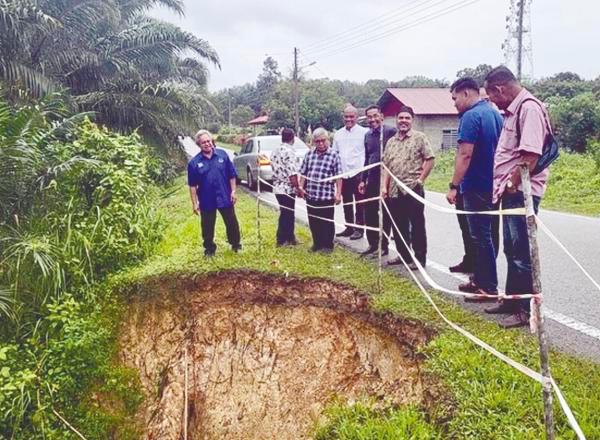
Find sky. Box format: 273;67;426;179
151;0;600;92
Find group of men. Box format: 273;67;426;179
187;65;552;329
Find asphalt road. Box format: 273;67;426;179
252;186;600;363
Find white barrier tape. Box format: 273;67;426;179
381;163;527;216
258;177;380;208
299;161;381;183
536;215;600;294
380;213;587;439
253;188;586;438
551;377;587;440
257;196;380;232
380;200;539;301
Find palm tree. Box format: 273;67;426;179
0;0;220;146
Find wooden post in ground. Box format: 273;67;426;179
377;125;384;295
256;140;262;253
520;164;554;440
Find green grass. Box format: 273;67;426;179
427;150;600;216
105;179;600;439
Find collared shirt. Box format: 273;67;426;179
458;100;503;193
187;147;237;212
299;147;342;201
493;88;550;203
383;129;434;197
271;142;301;195
363;125;397;186
332;124;368;178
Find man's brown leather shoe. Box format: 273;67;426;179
500;311;529;329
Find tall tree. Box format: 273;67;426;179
255;56;281;112
0;0;220;147
455;64;494;85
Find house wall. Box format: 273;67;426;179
383;114;458;150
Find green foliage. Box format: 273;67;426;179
230;104;255;126
547;93;600;152
313;400;441;439
456;64;493;85
0;0;219;148
428;150;600;216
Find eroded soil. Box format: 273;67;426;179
118;271;438;439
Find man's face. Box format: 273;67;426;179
313;136;329;153
343;110;357;129
197;134;214;154
451;89;470;113
484;82;510;110
366;108;382;129
397;112;413;133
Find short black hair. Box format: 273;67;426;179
397;105;414;118
485;65;518;86
365;104;380;114
281;128;295;144
451;77;480;93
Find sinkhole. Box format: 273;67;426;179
118;270;440;439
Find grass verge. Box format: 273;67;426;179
427;150;600;216
102;179;600;439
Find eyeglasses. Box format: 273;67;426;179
314;139;327;144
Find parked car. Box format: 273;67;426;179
233;135;309;190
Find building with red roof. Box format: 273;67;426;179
378;88;459;150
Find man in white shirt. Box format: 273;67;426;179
332;105;369;240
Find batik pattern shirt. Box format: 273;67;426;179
383;130;434;197
271;143;301;195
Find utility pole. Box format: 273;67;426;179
228;92;232;129
293;47;299;135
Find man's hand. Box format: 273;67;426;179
192;204;200;216
446;188;458;205
335;193;342;205
381;188;388;199
357;181;366;195
296;187;306;199
231;190;237;204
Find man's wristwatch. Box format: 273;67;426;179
448;182;460;191
506;180;515;192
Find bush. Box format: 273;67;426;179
547;93;600;152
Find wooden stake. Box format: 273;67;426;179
184;347;188;440
520;164;555;440
257;141;263;253
377;124;384;295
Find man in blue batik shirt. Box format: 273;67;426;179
188;130;241;257
446;77;503;298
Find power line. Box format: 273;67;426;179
303;0;482;61
302;0;437;52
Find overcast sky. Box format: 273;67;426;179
151;0;599;92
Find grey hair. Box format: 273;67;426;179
194;129;212;142
312;127;330;140
343;104;358;115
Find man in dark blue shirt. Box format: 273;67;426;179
446;78;503;297
188;130;241;256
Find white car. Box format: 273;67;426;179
233;135;309;190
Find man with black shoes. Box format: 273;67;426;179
187;130;242;257
358;105;396;257
333;105;368;240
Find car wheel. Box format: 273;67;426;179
246;168;257;190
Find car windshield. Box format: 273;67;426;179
255;137;307;151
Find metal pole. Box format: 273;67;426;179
520;164;554;440
377;123;384;294
256;140;262;253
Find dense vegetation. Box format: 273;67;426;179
0;0;219;149
0;94;168;435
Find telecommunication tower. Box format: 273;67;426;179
503;0;534;80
